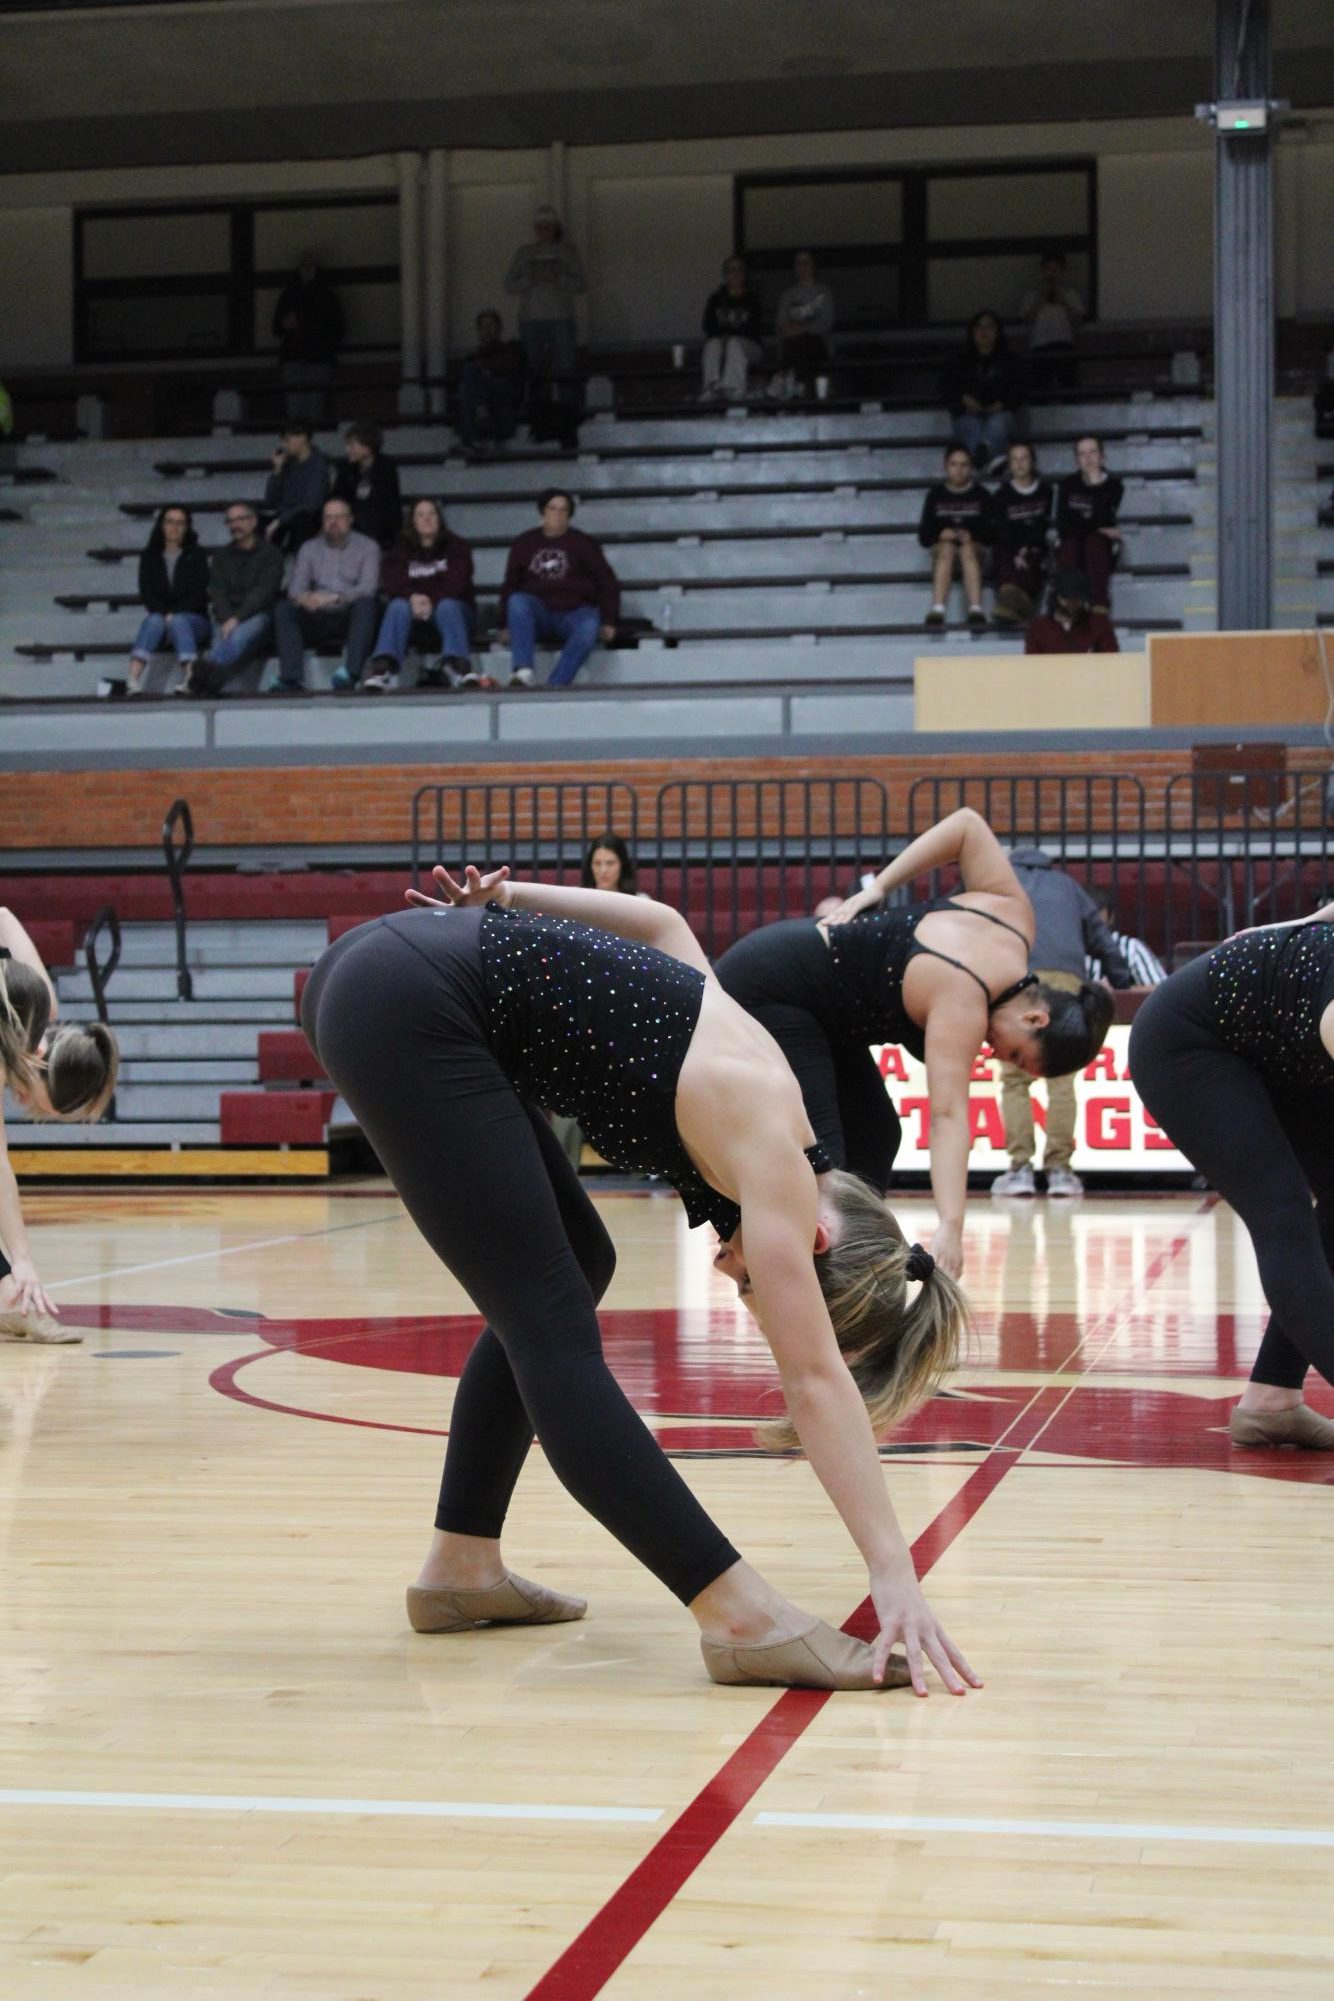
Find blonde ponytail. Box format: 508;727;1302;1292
757;1169;971;1451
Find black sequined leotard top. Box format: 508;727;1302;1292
479;904;830;1236
1206;922;1334;1089
823;897;1035;1056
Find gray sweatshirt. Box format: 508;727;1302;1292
504;240;587;323
288;530;381;602
1008;847;1133;988
775;281;834;339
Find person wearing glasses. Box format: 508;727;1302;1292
193;502;285;696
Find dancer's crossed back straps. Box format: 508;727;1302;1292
907;897;1037;1009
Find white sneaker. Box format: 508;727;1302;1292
359;669;399;693
508;668;536;689
991;1163;1037;1198
1045;1167;1084;1198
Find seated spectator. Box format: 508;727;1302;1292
331;422;401;550
943;310;1025;475
125;503;211;697
769;251;833;400
1086;901;1167;987
505;205;585;406
581;834;639;892
263;422;330;554
1020;251;1084;393
363;498;478;694
1056;435;1124;614
272;258;344;422
700;255;765;402
501;488;619;690
456;311;526;453
193;501;284;696
270;496;380;695
990;440;1054;627
1025;568;1119;655
918;444;991;631
1317;482;1334;530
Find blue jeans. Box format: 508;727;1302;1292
506;593;602;687
457;360;521;447
209;612;272;669
131;610;211;662
373;595;474;666
520;320;576;393
952;410;1015;464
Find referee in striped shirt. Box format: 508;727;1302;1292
1086;902;1167;987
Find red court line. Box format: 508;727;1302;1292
525;1219;1203;2001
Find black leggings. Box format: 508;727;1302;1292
715;920;901;1194
301;908;740;1605
1129;954;1334;1390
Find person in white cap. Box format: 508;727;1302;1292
504;206;587;407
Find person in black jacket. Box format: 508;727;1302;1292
126;503;211;696
942;311;1025;474
699;255;765;402
331;421;402;551
989;439;1053;626
272;258;344;422
1056;435;1124;614
918;444;991;631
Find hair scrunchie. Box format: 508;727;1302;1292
904;1242;935;1284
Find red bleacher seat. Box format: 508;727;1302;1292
220;1090;337;1145
258;1031;326;1084
293;968;310;1023
27;919;77;969
327;914;377;942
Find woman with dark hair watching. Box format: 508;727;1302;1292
125;503;211;696
580;833;638;893
918;443;991;631
943;311;1025;475
500;488;620;689
1056;435;1124;615
1130;909;1334;1450
363;498;478;693
715;809;1114;1277
989;439;1053;627
297;864;984;1695
0;908;120;1343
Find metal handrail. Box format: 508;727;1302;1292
162;796;195;1001
410;780;641;892
82;904;120;1121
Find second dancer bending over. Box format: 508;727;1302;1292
716;809;1114;1277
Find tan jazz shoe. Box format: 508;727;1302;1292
406;1571;587;1634
701;1618;913;1691
0;1308;82;1344
1228;1402;1334;1449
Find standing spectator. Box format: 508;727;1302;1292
769;251;834;400
263;422;330;554
990;440;1053;627
1024;568;1119;655
456;310;526;454
500;488;619;690
272;258;344;422
504;205;586;407
1056;435;1124;614
331;421;401;550
1020;251;1084;394
991;848;1135;1199
943;310;1025;475
918;443;991;631
193;501;284;695
270;496;380;695
1086;900;1167;987
125;503;211;697
363;499;477;693
699;255;765;402
0;376;13;474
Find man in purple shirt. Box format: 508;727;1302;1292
499;488;620;688
270;496;381;694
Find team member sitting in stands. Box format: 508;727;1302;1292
125;503;211;697
943;310;1025;475
1025;567;1118;655
700;255;765;402
989;440;1054;627
770;251;834;400
263;422;330;554
194;501;284;695
456;311;526;453
500;489;620;689
919;444;991;632
363;499;478;693
331;422;402;551
1056;435;1123;614
1020;251;1084;393
271;496;380;694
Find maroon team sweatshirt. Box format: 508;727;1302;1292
1025;610;1120;655
380;534;475;608
500;527;620;622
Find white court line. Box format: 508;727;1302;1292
755;1810;1334;1849
45;1212;401;1293
0;1789;660;1825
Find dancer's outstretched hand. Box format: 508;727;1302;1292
869;1568;981;1697
5;1257;58;1321
405;863;511;912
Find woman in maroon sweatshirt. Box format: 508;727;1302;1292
918;444;991;631
364;499;477;691
1055;435;1125;614
501;488;620;688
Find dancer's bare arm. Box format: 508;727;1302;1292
0;908;57;1019
919;1005;985;1279
0;1101;56;1318
825;809;1031;930
406;864;713;978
